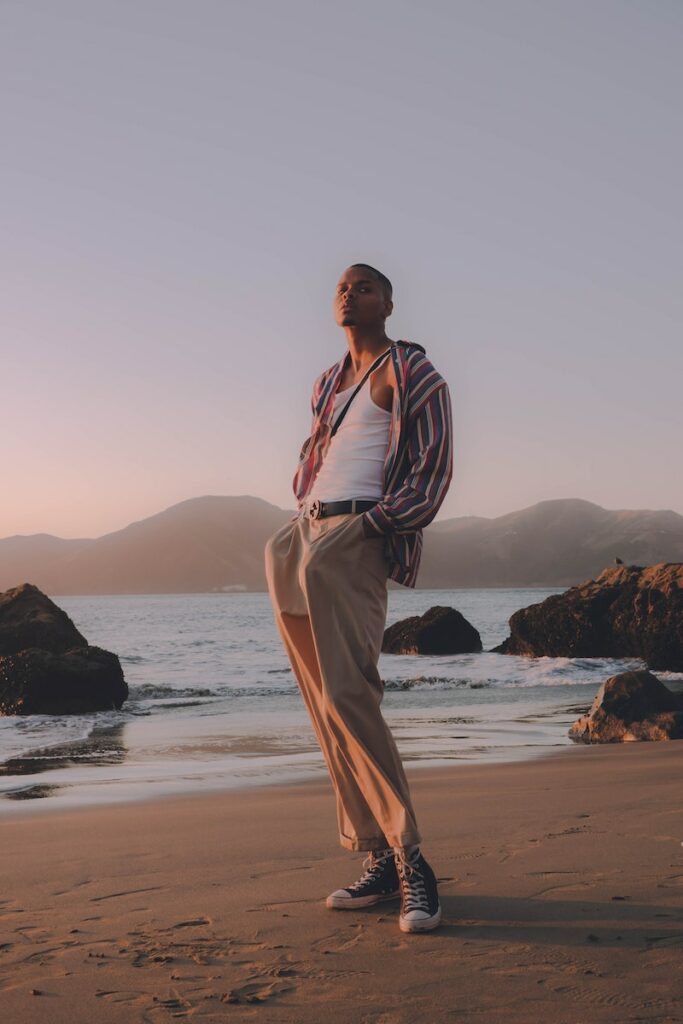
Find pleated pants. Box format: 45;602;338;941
264;511;421;851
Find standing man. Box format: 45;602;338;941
265;264;453;933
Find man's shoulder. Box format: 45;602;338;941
395;339;426;356
394;340;447;388
393;341;450;423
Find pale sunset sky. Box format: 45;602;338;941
3;1;681;538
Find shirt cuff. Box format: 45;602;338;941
362;504;392;537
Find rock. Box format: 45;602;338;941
382;605;482;655
0;583;87;655
0;583;127;715
569;670;683;743
493;563;683;671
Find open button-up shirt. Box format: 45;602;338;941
293;339;453;587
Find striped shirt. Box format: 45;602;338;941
293;339;453;587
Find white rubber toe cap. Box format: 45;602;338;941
399;907;442;932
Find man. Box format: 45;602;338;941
265;263;453;933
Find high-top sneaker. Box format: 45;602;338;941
394;847;442;932
326;848;400;909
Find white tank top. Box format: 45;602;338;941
307;376;391;502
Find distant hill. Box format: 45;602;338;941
422;498;683;587
0;496;289;595
1;495;682;595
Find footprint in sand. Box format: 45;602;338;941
549;981;654;1011
249;863;315;881
360;1015;402;1024
247;898;309;912
95;988;147;1006
143;987;194;1019
530;880;596;898
223;977;295;1004
90;885;165;903
312;923;367;954
450;850;485;863
52;878;94;897
167;917;212;929
656;873;683;889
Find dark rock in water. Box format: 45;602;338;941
0;583;87;655
382;606;482;655
493;563;683;671
0;583;127;715
0;647;127;716
569;670;683;743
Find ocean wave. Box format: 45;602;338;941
383;676;480;691
515;655;645;688
222;685;299;699
656;670;683;684
128;684;220;701
380;656;649;692
127;682;300;703
151;700;216;710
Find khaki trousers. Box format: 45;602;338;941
265;511;421;851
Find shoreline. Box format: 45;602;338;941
0;738;583;821
2;742;682;1021
50;585;566;595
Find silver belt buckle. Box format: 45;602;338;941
309;499;323;520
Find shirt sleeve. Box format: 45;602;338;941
291;370;329;514
309;370;328;424
362;381;453;536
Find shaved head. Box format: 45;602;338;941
349;263;393;300
334;265;394;329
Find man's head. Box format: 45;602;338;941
334;264;394;329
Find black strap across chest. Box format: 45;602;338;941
330;348;391;438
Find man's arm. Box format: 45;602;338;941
362;381;453;536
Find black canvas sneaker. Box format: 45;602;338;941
395;847;442;932
326;848;400;909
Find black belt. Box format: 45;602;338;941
305;498;376;520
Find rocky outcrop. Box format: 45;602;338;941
0;582;87;655
0;583;127;715
0;646;128;715
382;606;482;655
569;671;683;743
493;563;683;671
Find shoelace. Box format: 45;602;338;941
347;849;394;893
395;848;430;913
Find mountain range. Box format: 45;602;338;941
1;496;682;595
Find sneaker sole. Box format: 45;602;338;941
399;908;442;933
326;889;400;910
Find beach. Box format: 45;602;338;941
2;741;682;1023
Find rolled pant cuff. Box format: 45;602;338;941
340;830;422;852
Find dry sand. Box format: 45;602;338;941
1;743;682;1023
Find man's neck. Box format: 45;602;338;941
343;326;393;372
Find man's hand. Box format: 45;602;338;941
361;514;382;539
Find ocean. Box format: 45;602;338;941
1;588;674;814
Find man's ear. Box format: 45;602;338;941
383;298;394;320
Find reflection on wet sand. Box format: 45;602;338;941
0;721;127;799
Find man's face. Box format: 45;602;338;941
333;267;393;329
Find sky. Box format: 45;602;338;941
2;0;682;538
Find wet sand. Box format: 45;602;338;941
1;742;682;1023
